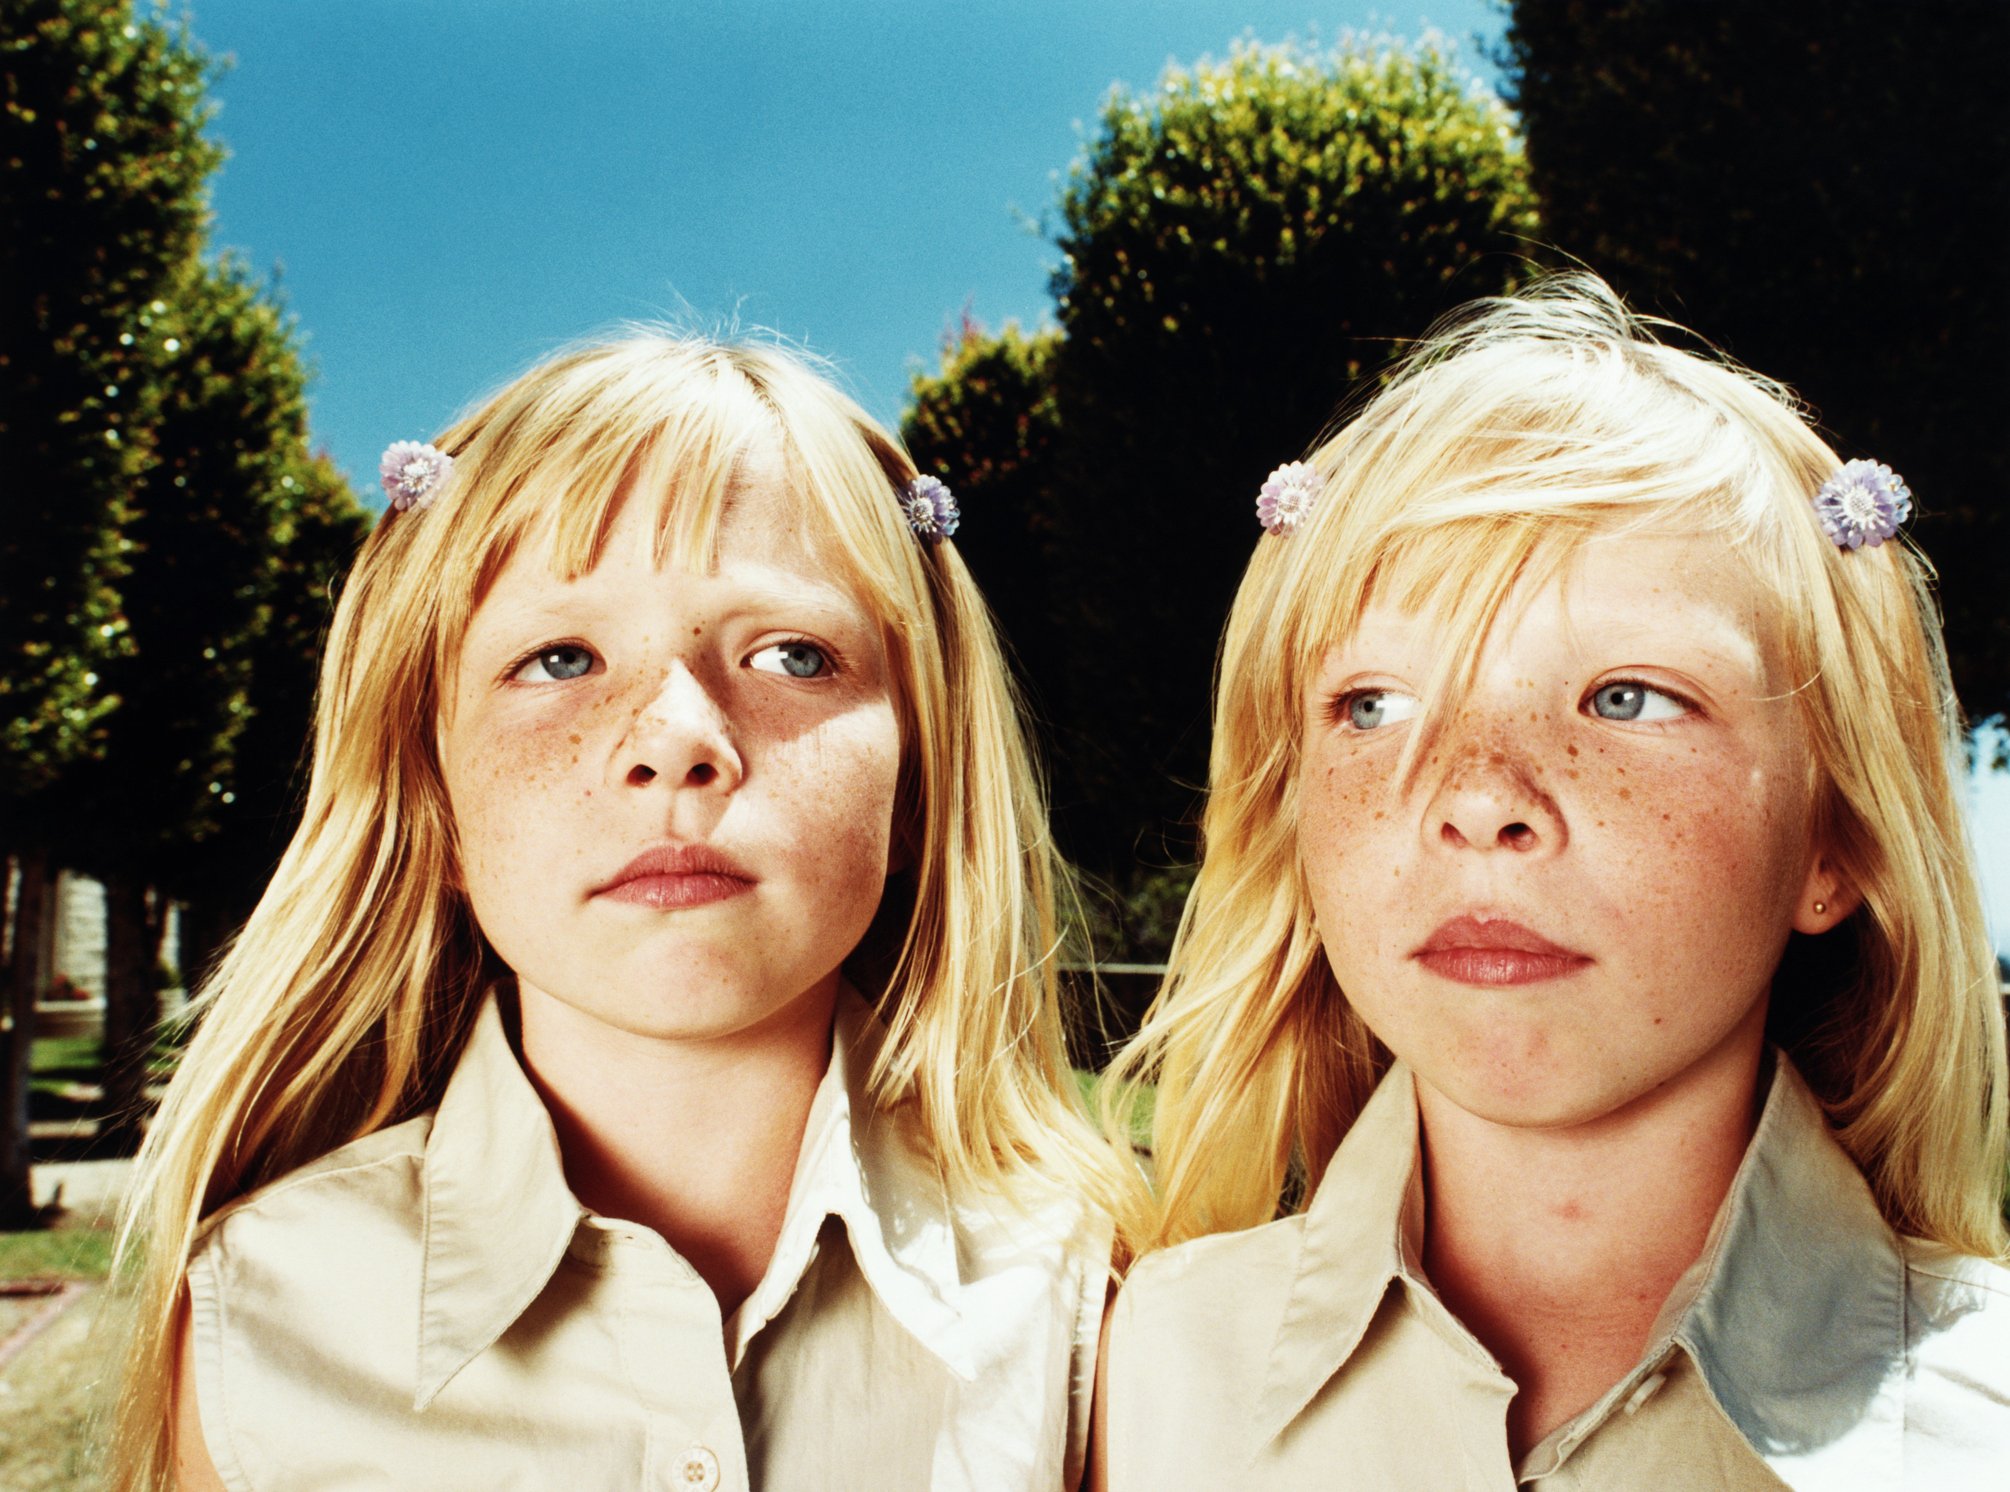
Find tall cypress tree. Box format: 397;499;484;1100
0;0;220;800
1;0;221;1223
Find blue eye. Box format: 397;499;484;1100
513;644;596;682
1587;681;1687;722
750;642;829;679
1338;689;1420;731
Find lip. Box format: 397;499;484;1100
1411;914;1592;988
593;843;755;910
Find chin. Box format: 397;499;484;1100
1456;1083;1627;1132
519;962;827;1046
617;983;823;1042
1404;1029;1625;1131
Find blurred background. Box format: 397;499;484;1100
3;1;2007;1477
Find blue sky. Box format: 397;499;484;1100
185;0;1509;485
178;0;2007;952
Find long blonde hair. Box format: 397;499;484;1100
114;335;1128;1488
1114;273;2009;1261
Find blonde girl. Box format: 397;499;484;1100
115;335;1122;1491
1099;274;2009;1489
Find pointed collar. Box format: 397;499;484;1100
1253;1061;1422;1447
1246;1054;1911;1482
733;988;975;1379
414;994;583;1409
413;987;977;1409
1667;1056;1907;1482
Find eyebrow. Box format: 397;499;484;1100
1315;599;1769;686
708;574;871;627
465;571;874;651
1558;602;1767;681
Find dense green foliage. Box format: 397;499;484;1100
176;447;365;964
903;320;1069;722
1;0;367;1190
62;258;310;874
1503;0;2010;724
908;38;1539;896
0;0;222;797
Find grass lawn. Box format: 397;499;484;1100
1074;1068;1155;1150
29;1035;100;1099
0;1227;115;1283
1;1223;121;1492
0;1283;124;1492
32;1028;185;1103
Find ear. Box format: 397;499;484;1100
1790;852;1862;936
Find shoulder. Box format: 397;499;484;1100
1901;1236;2010;1357
1903;1236;2010;1301
1118;1213;1307;1330
182;1116;438;1487
1099;1219;1306;1488
1108;1216;1306;1395
195;1113;430;1238
950;1175;1111;1281
189;1113;432;1295
941;1167;1115;1375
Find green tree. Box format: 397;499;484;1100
903;319;1069;725
175;450;367;991
2;0;220;1223
1028;37;1538;879
60;257;357;1152
0;0;220;798
1503;0;2010;725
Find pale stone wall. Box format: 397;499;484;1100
45;874;181;1008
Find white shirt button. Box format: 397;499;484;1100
673;1445;721;1490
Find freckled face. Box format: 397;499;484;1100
437;444;902;1043
1297;529;1843;1129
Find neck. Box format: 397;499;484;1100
512;979;840;1318
1416;1024;1767;1462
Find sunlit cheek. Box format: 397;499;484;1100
447;710;584;875
1298;749;1402;961
1629;758;1808;956
774;708;901;881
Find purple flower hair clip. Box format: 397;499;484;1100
899;474;960;542
379;440;454;513
1812;459;1911;550
1256;461;1320;537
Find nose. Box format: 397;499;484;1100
1422;730;1566;856
619;662;743;793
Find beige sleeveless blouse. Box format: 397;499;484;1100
185;991;1108;1490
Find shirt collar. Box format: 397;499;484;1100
414;986;975;1409
415;994;583;1409
1249;1054;1911;1479
731;986;975;1380
1253;1061;1421;1446
1667;1054;1907;1479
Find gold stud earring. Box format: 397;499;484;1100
1813;900;1827;915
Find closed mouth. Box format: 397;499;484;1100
1411;914;1591;987
594;843;755;908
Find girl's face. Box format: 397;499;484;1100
438;441;903;1045
1296;526;1852;1132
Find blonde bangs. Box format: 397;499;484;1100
383;341;932;708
